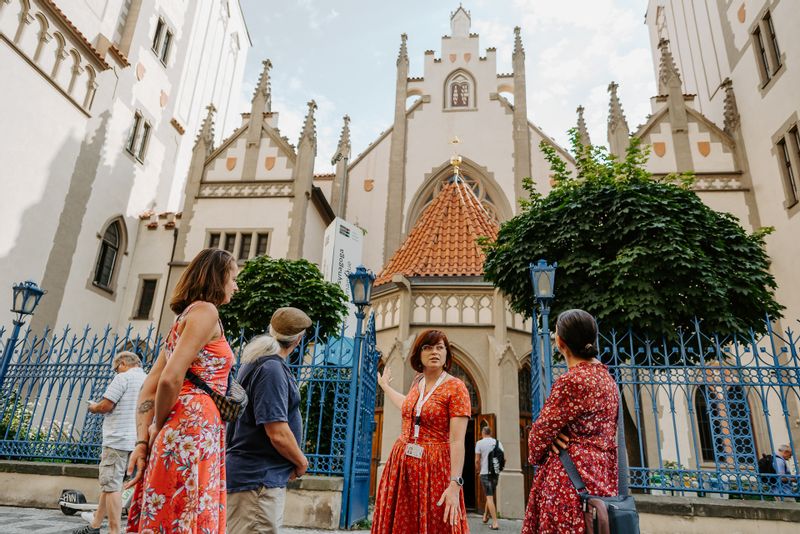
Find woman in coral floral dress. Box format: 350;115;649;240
125;248;238;533
522;309;619;534
372;329;471;534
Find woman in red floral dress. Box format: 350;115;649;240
125;249;238;533
522;309;619;534
372;329;471;534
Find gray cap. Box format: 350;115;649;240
270;307;312;337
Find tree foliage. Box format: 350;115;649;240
219;256;348;343
482;130;782;340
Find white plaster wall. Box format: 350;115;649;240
183;197;293;260
204;136;295;181
116;221;175;330
301;206;325;268
344;131;392;273
695;191;753;232
0;45;84;314
686;121;736;173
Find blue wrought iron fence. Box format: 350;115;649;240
539;318;800;500
0;320;379;482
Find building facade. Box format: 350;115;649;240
0;0;250;330
643;0;800;323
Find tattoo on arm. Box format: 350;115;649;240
138;400;154;413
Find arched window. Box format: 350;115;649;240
444;71;475;110
694;387;716;462
93;220;122;289
449;359;480;414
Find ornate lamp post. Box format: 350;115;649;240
342;265;375;527
0;281;45;390
528;260;556;419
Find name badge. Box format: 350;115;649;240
405;443;424;459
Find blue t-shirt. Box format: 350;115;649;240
226;355;303;491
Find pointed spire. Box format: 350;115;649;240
252;59;272;111
607;82;630;157
576;105;591;146
334;115;351;160
450;4;471;37
722;78;740;135
658;38;682;94
397;33;408;65
299;100;317;146
513;26;524;58
195;103;216;154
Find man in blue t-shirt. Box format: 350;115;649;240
226;307;312;534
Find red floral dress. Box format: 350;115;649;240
127;303;233;534
522;362;619;534
372;376;471;534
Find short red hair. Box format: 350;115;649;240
408;329;453;373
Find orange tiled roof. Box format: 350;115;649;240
375;176;498;285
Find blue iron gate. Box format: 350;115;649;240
531;317;800;500
341;314;380;528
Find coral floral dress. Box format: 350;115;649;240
127;302;233;534
522;361;619;534
372;375;471;534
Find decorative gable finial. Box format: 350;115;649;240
195;103;216;154
513;26;524;57
397;33;408;65
607;82;629;134
333;115;351;162
450;4;471;37
299;100;317;146
253;59;272;109
576;105;591;146
658;38;682;94
722;78;740;135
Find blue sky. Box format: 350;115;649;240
237;0;656;173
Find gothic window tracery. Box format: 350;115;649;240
445;72;474;109
420;174;498;223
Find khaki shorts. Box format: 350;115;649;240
227;486;286;534
98;447;129;493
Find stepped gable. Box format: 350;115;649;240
375;171;498;285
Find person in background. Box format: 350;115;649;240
371;329;471;534
226;307;312;534
774;444;795;499
125;248;238;533
475;425;504;530
73;351;145;534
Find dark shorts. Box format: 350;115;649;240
480;474;498;497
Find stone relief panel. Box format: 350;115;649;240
197;181;293;198
410;292;494;325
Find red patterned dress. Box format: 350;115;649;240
127;302;233;534
372;376;471;534
522;361;619;534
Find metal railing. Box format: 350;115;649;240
542;318;800;500
0;320;378;479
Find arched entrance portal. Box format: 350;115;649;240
368;357;486;511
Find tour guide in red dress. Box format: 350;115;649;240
371;329;471;533
522;309;619;534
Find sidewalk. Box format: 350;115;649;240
0;506;522;533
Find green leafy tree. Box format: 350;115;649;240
482;131;782;343
220;256;348;343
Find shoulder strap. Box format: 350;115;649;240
185;369;217;396
559;388;629;497
492;438;500;453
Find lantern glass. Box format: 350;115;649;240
529;260;557;300
348;266;375;308
11;281;44;316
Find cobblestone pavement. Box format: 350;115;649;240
0;506;522;533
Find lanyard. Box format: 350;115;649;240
413;372;447;440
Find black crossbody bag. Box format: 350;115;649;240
558;393;640;534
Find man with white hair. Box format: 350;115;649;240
226;307;312;534
774;444;794;498
74;351;145;534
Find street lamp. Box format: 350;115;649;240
342;265;375;525
528;260;557;418
0;281;45;391
348;265;375;318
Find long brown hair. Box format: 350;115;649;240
408;329;453;372
170;248;236;314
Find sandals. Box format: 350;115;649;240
489;526;500;531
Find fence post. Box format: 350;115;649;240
0;318;25;392
340;308;365;529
